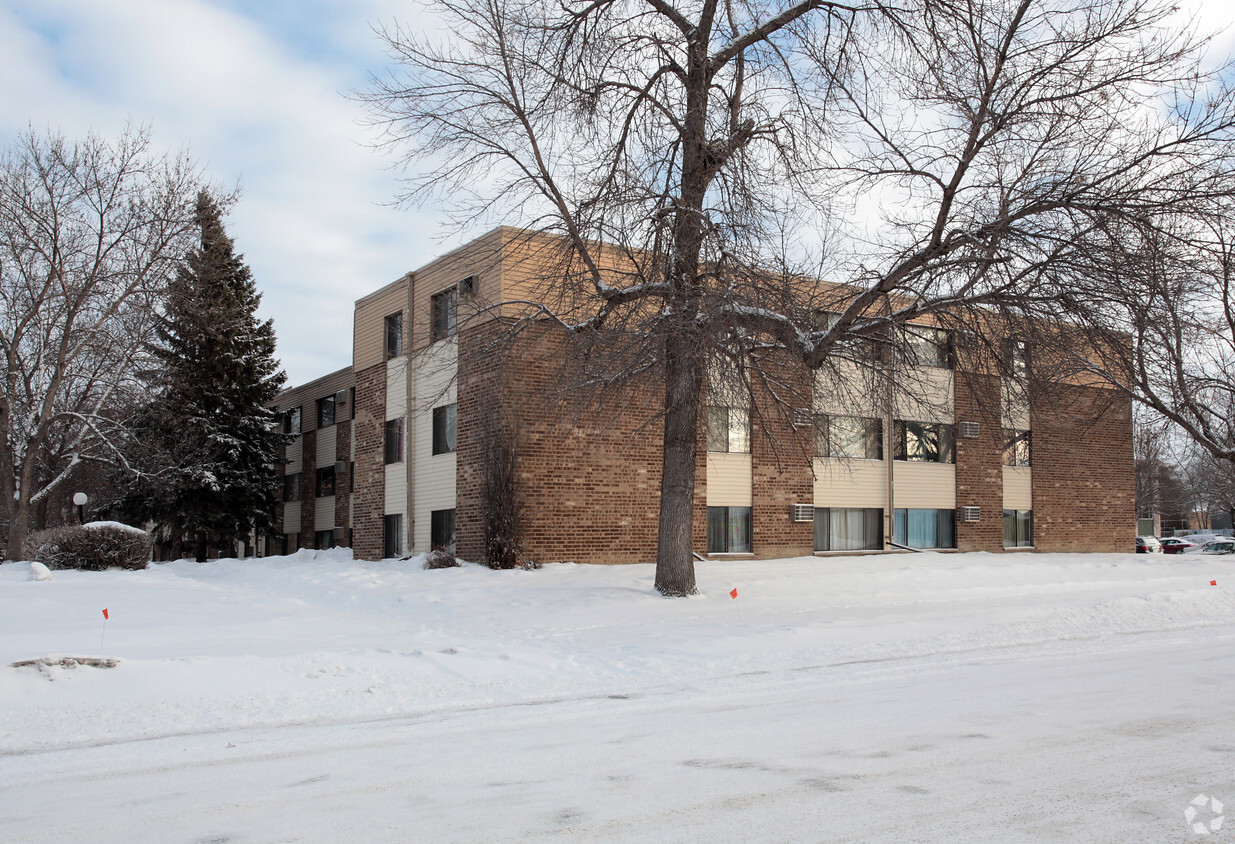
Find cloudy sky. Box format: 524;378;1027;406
2;0;1232;387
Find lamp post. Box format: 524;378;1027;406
73;492;88;525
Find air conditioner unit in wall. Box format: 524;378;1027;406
961;505;981;522
791;504;815;522
791;407;812;429
958;421;980;439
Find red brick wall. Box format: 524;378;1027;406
954;373;1005;552
1031;385;1134;552
458;322;672;565
299;429;316;550
351;363;387;560
750;361;814;558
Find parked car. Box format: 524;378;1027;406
1135;536;1162;553
1159;537;1195;554
1198;539;1235;555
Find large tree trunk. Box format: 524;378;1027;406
6;501;30;561
655;332;702;596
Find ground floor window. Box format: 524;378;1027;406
1004;509;1033;547
431;508;456;551
707;506;752;553
893;508;955;549
384;514;402;559
815;508;883;552
314;530;334;550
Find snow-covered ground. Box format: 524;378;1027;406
2;549;1234;842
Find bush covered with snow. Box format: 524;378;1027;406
421;548;461;570
26;523;152;571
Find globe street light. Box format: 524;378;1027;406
72;492;88;525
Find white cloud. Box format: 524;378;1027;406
0;0;453;386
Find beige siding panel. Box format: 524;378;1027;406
1003;466;1033;510
813;458;887;508
315;425;336;467
706;452;753;507
892;462;956;508
412;340;458;552
385;462;408;521
283;503;301;534
894;367;953;423
315;495;335;531
410;228;506;353
814;361;881;417
354;279;410;373
285;438;302;473
386;357;408;420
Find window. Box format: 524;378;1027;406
315;465;335;497
385;418;405;464
1003;338;1029;379
707;506;752;553
814;415;883;459
816;311;881;360
384;514;403;559
1004;509;1033;547
706;405;750;453
431;287;457;342
432;404;457;454
283;473;301;502
315;530;335;550
1002;429;1031;467
893;420;955;463
431;508;456;551
900;326;952;368
385;312;403;359
893;509;956;549
460;274;476;296
317;395;335;429
814;508;883;551
284;407;301;435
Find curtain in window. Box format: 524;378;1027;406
814;508;883;551
894;509;955;548
707;506;751;552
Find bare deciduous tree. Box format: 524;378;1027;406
0;127;203;560
366;0;1235;594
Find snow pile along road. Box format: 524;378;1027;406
2;549;1234;842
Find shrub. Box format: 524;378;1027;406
421;548;460;569
26;522;152;571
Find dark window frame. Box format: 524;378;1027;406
385;418;405;464
315;465;336;497
814;415;883;460
283;473;301;502
706;404;750;453
431;287;458;342
431;508;457;551
1002;429;1031;467
892;508;957;549
316;395;335;429
384;513;403;559
706;506;752;553
893;420;955;463
385;311;403;359
1003;509;1033;547
284;406;301;435
814;507;883;552
432;404;457;455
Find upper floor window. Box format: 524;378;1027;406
385;312;403;359
707;405;750;453
814;415;882;460
283;473;301;502
385;418;405;464
899;326;952;369
432;403;457;454
284;406;301;435
317;395;335;429
893;420;955;463
1003;429;1031;467
315;465;335;497
432;287;457;342
1003;338;1029;379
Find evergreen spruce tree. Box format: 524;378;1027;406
122;192;287;561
